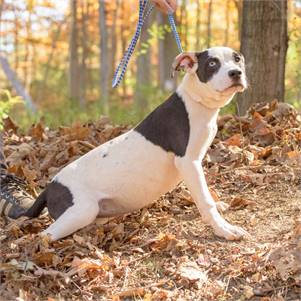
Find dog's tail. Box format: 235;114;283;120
23;190;47;218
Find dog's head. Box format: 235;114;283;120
172;47;247;107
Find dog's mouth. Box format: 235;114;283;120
230;82;244;88
222;82;246;93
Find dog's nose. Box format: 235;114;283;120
228;69;242;80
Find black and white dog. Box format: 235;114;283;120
22;47;248;241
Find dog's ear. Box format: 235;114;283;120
171;52;198;78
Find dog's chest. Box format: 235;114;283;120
184;103;219;160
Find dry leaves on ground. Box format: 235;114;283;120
1;101;301;300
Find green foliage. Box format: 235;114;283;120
10;84;169;131
285;7;301;107
220;100;236;115
137;23;169;57
285;31;301;107
11;99;104;130
0;90;22;130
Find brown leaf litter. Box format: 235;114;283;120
1;100;301;300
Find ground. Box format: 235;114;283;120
1;101;301;301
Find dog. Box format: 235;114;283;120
19;46;248;241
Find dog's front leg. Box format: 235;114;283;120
175;158;249;240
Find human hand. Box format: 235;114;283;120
151;0;177;14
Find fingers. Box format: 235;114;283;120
151;0;177;14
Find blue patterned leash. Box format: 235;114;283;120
168;13;183;53
112;0;182;88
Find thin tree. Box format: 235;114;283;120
79;0;89;106
206;0;213;48
37;20;63;102
224;0;230;46
68;0;80;102
195;0;201;50
183;0;188;50
119;1;128;99
135;15;151;117
109;0;120;83
24;4;32;90
13;7;20;71
157;12;178;91
99;0;109;114
0;55;37;112
233;0;242;43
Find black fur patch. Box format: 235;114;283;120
196;50;221;83
46;181;74;220
134;92;190;157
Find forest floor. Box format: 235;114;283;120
1;101;301;301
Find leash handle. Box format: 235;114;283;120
112;0;182;88
168;13;183;53
112;0;151;88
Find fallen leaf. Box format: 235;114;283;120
6;143;33;165
243;285;254;299
150;233;178;252
224;133;242;147
149;289;172;300
33;252;57;266
3;116;18;133
115;288;145;298
30;122;45;141
177;261;207;283
230;197;256;210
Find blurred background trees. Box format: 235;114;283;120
0;0;300;128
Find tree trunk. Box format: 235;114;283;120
99;0;109;114
206;0;213;48
109;0;120;83
68;0;80;102
37;21;63;102
224;0;230;46
13;10;20;71
234;0;242;43
79;0;88;106
135;15;151;117
157;12;178;91
24;9;32;90
179;1;188;50
0;55;37;112
237;0;288;115
120;0;127;100
182;0;188;50
195;0;201;50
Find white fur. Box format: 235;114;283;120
42;46;249;241
207;47;247;93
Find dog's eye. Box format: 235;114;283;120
234;56;240;63
209;61;216;67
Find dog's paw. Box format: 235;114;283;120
212;220;250;240
41;230;56;241
216;201;230;213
